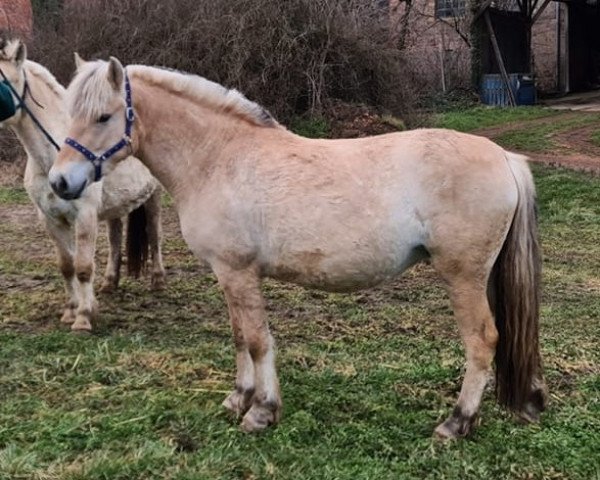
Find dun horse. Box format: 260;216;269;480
0;40;166;332
49;56;546;438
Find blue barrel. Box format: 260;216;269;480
514;74;536;105
481;73;536;106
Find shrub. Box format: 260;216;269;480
30;0;423;122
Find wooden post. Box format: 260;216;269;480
484;10;517;106
439;29;447;93
532;0;552;25
470;0;486;89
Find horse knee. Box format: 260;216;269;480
59;258;75;279
75;263;94;283
246;329;271;361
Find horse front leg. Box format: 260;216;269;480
216;264;281;432
45;219;77;324
72;208;99;332
99;218;123;293
221;300;256;416
144;189;166;290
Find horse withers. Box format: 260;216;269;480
0;40;166;332
49;55;546;438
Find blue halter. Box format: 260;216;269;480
65;72;134;182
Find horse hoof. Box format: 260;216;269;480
71;326;92;335
60;309;76;324
71;318;93;334
240;402;280;433
434;422;460;441
222;389;254;417
434;409;477;440
151;274;166;291
518;388;547;424
99;282;117;294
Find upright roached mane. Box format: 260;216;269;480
69;62;279;128
52;57;546;439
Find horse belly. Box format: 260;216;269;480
263;234;427;292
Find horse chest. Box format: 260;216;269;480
25;174;79;225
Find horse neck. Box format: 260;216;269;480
133;80;257;203
12;62;67;174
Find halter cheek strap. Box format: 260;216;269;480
64;72;134;182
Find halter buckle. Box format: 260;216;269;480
125;107;135;122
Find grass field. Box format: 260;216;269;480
591;130;600;149
433;106;558;133
0;108;599;479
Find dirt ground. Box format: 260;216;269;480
471;111;600;174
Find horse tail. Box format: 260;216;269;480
126;205;149;278
490;152;545;415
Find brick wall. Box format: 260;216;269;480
532;4;559;92
0;0;32;38
389;0;472;91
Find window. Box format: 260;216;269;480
435;0;466;18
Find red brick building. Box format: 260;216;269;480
0;0;32;38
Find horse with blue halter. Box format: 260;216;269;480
0;39;167;332
49;55;546;438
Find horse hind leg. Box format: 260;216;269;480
144;189;166;290
433;262;498;439
100;218;123;293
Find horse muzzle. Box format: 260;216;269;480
49;169;88;200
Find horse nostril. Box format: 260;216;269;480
50;174;68;195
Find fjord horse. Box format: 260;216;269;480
0;40;166;332
49;56;545;438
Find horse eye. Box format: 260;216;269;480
97;114;111;123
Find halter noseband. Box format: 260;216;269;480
64;72;134;182
0;67;28;112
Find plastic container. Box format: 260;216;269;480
481;73;536;106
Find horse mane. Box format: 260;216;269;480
24;61;66;98
68;60;279;128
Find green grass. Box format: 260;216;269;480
434;106;557;133
0;164;598;479
590;129;600;148
0;186;29;204
290;117;330;139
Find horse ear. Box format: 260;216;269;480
107;56;124;90
73;52;85;70
15;41;26;66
